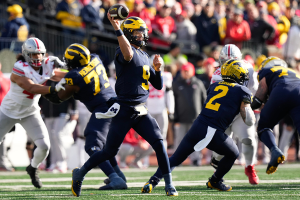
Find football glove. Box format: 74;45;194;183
55;78;66;92
49;56;67;69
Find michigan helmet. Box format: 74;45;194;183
120;17;149;47
64;43;90;69
219;44;242;66
258;56;287;71
221;59;249;85
22;37;46;67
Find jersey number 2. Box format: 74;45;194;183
205;85;229;111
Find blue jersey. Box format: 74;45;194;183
114;46;163;104
64;54;116;112
199;81;252;132
258;66;300;95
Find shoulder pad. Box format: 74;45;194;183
14;60;29;68
241;85;252;96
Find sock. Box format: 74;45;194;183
98;160;115;177
259;129;276;150
78;166;88;177
113;165;127;182
108;172;119;180
163;173;172;188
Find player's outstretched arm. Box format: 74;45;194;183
240;102;256;126
50;68;68;82
251;77;268;110
11;73;53;95
57;84;80;101
107;12;133;61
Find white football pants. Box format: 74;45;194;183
0;110;50;168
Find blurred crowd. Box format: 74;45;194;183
1;0;300;171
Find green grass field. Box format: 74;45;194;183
0;163;299;199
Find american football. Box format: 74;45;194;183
108;4;129;20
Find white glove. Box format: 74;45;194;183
55;78;66;92
49;56;66;69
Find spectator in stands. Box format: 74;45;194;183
173;62;207;166
0;62;13;171
128;0;154;34
56;0;83;46
224;8;251;48
258;7;279;46
247;5;275;55
243;0;255;21
80;0;105;31
144;0;156;16
194;53;207;77
151;4;176;47
118;129;153;169
284;15;300;63
196;57;217;89
162;43;188;79
268;2;290;45
155;0;166;14
190;0;202;25
216;1;227;42
175;10;197;43
225;3;235;21
1;4;29;42
195;1;220;52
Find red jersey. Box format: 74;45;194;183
0;72;10;105
225;20;251;42
151;15;176;46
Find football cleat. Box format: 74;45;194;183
266;147;285;174
26;165;42;188
141;182;153;193
99;176;127;190
71;168;84;197
104;178;110;185
206;177;232;191
165;185;178;196
210;157;219;170
141;176;160;193
245;165;259;185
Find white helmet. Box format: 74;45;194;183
22;37;46;67
219;44;242;66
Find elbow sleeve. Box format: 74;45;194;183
244;106;256;126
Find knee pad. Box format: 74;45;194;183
151;140;164;153
241;138;253;145
34;138;50;151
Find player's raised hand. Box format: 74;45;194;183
153;54;163;71
107;12;121;30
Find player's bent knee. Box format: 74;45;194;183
34;138;50;151
241;138;253;145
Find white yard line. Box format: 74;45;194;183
1;179;300;190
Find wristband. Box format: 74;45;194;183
251;96;263;110
115;29;124;37
49;86;56;94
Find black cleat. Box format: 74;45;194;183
71;168;84;197
266;147;285;174
165;185;178;196
26;165;42;188
206;177;232;191
99;176;127;190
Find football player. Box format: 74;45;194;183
251;56;299;174
68;14;178;197
0;37;66;188
43;43;127;193
210;44;260;185
141;59;255;192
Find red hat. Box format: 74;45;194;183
181;62;195;75
204;57;215;66
135;0;144;4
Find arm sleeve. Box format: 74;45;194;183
149;67;163;90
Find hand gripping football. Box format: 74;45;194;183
108;4;129;20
